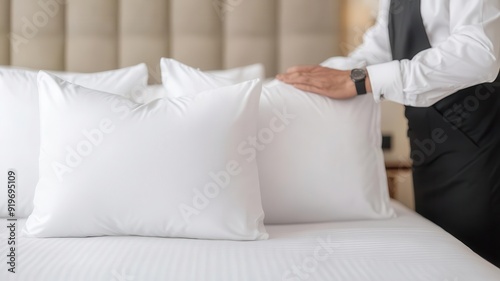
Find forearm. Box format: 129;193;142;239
347;0;393;67
368;0;500;107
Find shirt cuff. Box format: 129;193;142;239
366;61;405;104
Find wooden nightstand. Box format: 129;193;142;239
386;166;415;210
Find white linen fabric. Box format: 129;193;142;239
24;72;267;240
3;202;500;281
134;84;168;103
138;62;265;104
160;59;395;224
207;63;265;83
161;58;265;98
352;0;500;106
0;64;148;218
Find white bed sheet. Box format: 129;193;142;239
1;201;499;281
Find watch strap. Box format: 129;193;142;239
355;79;367;95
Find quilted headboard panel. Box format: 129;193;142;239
0;0;341;82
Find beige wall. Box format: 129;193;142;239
0;0;341;80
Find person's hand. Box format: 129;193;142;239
276;65;364;99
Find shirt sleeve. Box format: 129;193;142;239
320;0;393;72
347;0;393;66
367;0;500;107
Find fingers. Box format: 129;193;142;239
285;65;318;73
274;67;354;100
276;65;333;81
291;83;325;95
275;66;310;82
276;72;308;83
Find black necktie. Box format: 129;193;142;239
388;0;431;60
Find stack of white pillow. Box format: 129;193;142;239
0;59;394;241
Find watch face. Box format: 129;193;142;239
351;69;366;82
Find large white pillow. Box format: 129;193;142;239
0;64;148;218
160;59;395;224
23;72;267;240
134;62;265;104
161;58;265;98
207;63;265;82
134;84;168;103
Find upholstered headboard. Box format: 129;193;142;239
0;0;411;166
0;0;341;83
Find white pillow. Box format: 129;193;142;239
133;62;265;104
23;72;267;240
160;58;396;224
207;63;265;82
0;64;148;218
134;84;168;103
161;58;265;98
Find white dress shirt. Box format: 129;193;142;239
348;0;500;107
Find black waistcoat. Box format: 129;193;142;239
388;0;500;265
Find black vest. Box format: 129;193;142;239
388;0;500;265
388;0;500;162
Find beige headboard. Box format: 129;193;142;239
0;0;341;83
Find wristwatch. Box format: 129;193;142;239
350;68;367;95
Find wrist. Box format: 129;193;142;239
345;71;357;98
350;68;368;95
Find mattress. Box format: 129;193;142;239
1;201;499;281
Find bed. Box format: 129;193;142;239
1;1;499;280
1;201;499;281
